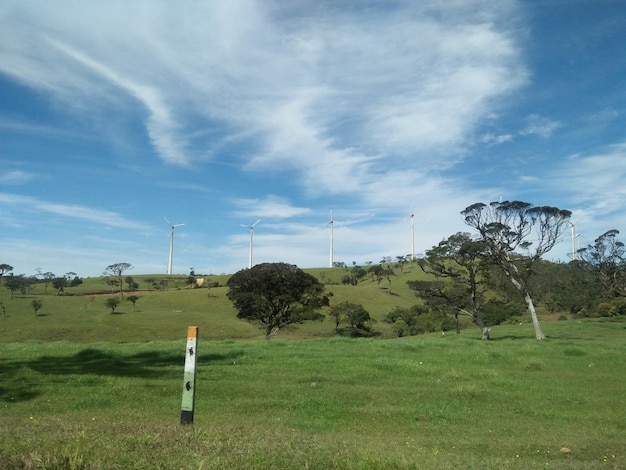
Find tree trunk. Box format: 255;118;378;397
265;325;280;340
459;309;490;340
524;291;546;340
505;265;546;340
474;314;491;340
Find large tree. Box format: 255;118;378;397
461;201;571;340
578;229;625;299
105;263;133;299
226;262;327;339
414;232;491;339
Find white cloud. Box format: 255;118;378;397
540;143;626;254
233;195;311;219
0;193;152;230
521;113;561;138
0;0;526;187
0;170;35;184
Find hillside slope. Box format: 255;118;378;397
0;264;504;342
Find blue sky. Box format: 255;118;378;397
1;0;625;278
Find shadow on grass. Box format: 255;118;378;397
488;335;531;341
0;347;244;403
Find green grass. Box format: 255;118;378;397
1;319;625;469
1;268;625;468
0;266;434;342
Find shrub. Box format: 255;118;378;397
481;299;525;326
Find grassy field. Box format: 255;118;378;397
1;318;625;469
1;268;625;468
0;266;433;342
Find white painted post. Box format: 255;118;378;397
180;326;199;425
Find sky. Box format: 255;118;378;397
1;0;625;278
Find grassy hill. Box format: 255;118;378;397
0;263;562;343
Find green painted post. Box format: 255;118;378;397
180;326;199;425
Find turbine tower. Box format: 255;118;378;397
242;219;261;269
405;207;415;261
569;222;576;261
328;211;334;268
165;218;185;275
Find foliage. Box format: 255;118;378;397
329;301;376;337
104;297;120;313
462;200;572;339
226;263;327;339
594;300;626;318
37;271;56;295
4;275;31;299
368;265;385;287
341;266;367;286
480;299;525;326
416;232;491;339
104;263;133;299
126;295;139;311
52;277;67;295
526;260;602;315
125;275;138;291
0;263;13;287
578;229;626;299
31;299;42;315
384;305;428;337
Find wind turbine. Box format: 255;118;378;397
569;222;576;261
165;218;185;275
328;211;335;268
242;219;261;269
404;207;415;261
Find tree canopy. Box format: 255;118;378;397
414;232;491;339
226;263;327;339
329;301;375;337
0;264;13;287
579;229;626;299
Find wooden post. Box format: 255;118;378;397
180;326;199;425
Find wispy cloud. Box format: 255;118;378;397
521;113;561;138
541;142;626;240
233;195;311;219
0;0;526;194
0;170;35;184
0;193;152;230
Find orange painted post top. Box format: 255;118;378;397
187;326;198;338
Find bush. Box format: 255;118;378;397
384;305;429;337
481;299;525;326
595;300;626;317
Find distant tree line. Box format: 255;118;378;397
226;200;624;341
3;201;624;340
1;265;84;299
